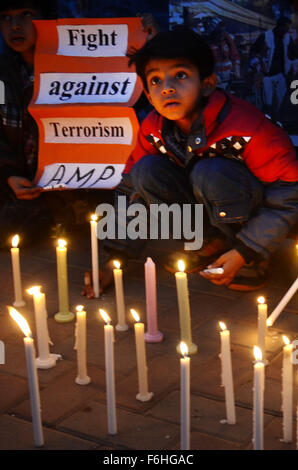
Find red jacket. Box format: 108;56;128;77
124;90;298;182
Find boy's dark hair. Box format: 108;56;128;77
0;0;57;19
127;29;215;91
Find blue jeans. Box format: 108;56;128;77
131;154;263;236
104;155;264;260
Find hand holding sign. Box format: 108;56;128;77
138;13;160;40
7;176;42;200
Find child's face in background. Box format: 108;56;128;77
0;8;41;55
144;58;203;134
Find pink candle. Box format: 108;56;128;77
144;258;163;343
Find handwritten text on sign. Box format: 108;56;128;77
57;24;128;56
36;73;137;104
37;163;125;189
42;117;133;144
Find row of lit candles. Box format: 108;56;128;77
7;302;177;447
7;294;297;451
8;226;298;450
10;219;298;337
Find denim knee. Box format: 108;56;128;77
130;155;172;189
130;155;194;205
190;157;263;224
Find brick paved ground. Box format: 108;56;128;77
0;227;297;451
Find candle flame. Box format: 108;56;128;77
11;234;19;248
257;296;266;304
58;239;67;248
130;308;140;323
99;309;111;324
266;318;272;327
113;260;121;269
253;345;262;362
76;305;85;313
178;260;185;272
27;286;42;297
8;307;31;337
180;341;188;357
91;214;98;222
283;335;290;345
219;321;227;331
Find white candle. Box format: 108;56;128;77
282;336;293;442
130;309;153;402
8;307;44;447
27;286;61;369
253;346;265;450
180;341;190;450
10;235;25;307
175;260;197;355
90;214;100;298
219;322;236;425
113;261;128;331
144;257;163;342
267;277;298;326
74;305;91;385
257;296;267;363
99;309;117;435
55;239;74;323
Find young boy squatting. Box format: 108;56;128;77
88;29;297;295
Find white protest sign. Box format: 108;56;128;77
36;72;137;104
37;163;125;189
42;117;133;144
57;24;128;56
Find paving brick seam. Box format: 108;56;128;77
56;424;167;450
2;414;109;448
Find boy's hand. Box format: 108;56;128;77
7;176;42;200
137;12;159;40
199;249;245;286
81;260;114;299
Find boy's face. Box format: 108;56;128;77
0;7;41;54
144;58;205;133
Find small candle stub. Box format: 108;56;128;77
42;184;66;191
203;267;224;274
84;272;92;286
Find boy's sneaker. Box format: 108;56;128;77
163;237;227;273
227;259;269;291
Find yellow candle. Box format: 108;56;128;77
175;260;197;355
10;235;25;307
8;307;44;447
253;346;265;450
99;309;117;435
74;305;91;385
180;341;190;450
90;215;99;298
54;239;74;323
113;260;128;331
282;336;293;442
257;296;267;363
131;309;153;402
219;322;236;425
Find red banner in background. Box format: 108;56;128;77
29;18;147;189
